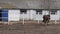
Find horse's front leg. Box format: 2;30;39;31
45;22;48;26
45;20;48;26
44;21;47;26
46;20;49;25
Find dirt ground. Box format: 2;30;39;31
0;23;60;34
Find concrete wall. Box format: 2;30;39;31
19;10;60;20
50;11;60;20
20;10;30;20
0;0;60;9
8;10;20;21
1;9;58;21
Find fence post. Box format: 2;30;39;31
23;13;24;24
38;13;39;24
55;20;57;24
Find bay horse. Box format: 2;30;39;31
43;15;50;25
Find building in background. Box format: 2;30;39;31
0;0;60;24
0;9;60;22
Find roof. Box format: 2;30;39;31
0;3;17;8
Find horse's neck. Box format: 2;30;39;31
43;15;48;18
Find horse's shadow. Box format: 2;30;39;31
39;23;52;26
